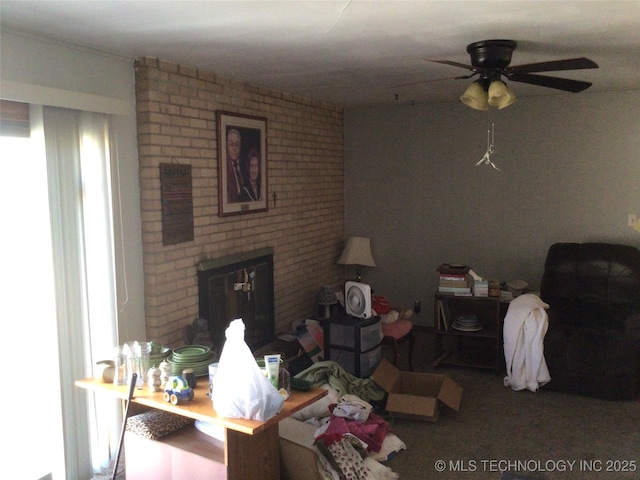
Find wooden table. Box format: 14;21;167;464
76;377;326;479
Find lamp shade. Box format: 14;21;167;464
460;81;489;110
318;286;338;306
337;237;376;267
488;80;516;109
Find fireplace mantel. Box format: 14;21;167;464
196;247;274;273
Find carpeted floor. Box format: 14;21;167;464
95;328;638;480
380;328;640;480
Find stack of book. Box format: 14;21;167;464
437;263;471;295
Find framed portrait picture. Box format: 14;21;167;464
217;111;268;216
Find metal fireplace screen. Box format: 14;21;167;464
197;247;275;354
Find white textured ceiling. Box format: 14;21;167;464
2;1;639;107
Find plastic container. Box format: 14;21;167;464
208;362;219;397
113;345;128;386
125;341;151;389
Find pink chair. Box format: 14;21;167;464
381;318;414;370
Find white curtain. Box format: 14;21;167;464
43;106;119;478
0;106;63;480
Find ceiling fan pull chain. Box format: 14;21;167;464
476;120;500;171
490;122;496;153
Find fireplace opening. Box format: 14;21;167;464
197;247;275;354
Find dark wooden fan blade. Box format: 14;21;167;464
425;58;476;71
506;72;593;92
392;74;474;88
507;57;598;73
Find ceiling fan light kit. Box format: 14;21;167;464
460;79;516;110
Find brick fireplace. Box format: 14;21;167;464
197;248;275;354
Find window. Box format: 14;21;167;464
1;103;120;478
0;112;62;480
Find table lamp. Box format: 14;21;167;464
337;236;376;282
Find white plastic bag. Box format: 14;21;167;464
212;319;284;421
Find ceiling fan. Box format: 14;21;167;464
403;40;599;109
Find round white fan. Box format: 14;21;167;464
345;281;372;318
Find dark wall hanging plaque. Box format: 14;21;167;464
160;163;194;245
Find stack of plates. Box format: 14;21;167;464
169;345;217;376
149;342;172;366
452;315;483;332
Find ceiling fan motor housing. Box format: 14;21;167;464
467;40;517;69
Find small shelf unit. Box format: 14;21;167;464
432;293;509;371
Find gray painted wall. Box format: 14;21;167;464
344;90;640;325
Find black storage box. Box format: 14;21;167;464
323;313;383;377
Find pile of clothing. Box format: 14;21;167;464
293;361;406;480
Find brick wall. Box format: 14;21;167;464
135;57;345;347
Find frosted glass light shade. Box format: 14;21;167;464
488;80;516;109
460;82;489;110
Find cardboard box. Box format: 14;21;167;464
279;417;323;480
372;358;463;422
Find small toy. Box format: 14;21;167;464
163;375;194;405
159;360;172;388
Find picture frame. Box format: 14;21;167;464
217;111;268;216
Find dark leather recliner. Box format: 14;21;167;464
540;242;640;400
